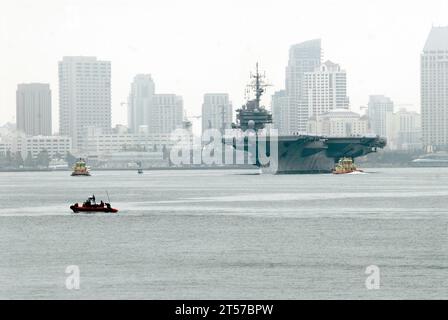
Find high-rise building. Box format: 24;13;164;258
127;74;155;133
392;108;422;151
201;93;232;133
421;26;448;150
126;75;184;136
271;90;289;134
284;39;322;133
367;95;394;139
149;94;184;135
302;60;349;121
58;56;111;151
16;83;52;136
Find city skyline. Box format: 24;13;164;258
1;0;447;133
1;0;448;304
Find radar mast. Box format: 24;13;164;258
246;62;271;110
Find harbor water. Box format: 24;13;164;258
0;167;447;299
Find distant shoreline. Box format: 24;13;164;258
2;163;448;173
0;165;258;173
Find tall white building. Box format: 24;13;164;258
127;74;155;133
16;83;52;136
271;90;289;134
302;60;349;121
201;93;232;133
284;39;322;133
58;56;111;151
367;95;394;138
421;26;448;150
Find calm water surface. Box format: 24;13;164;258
0;168;447;299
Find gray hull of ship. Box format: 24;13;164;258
229;135;387;174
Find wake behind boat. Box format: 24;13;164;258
70;194;118;213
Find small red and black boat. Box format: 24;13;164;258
70;194;118;214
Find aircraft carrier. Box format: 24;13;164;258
226;64;387;174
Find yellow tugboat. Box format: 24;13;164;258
71;158;91;176
332;157;363;174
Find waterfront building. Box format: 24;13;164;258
0;133;71;158
84;129;173;156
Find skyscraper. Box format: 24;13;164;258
367;95;394;139
284;39;322;133
127;74;155;133
421;26;448;150
16;83;52;136
201;93;232;133
270;90;288;134
58;56;111;151
302;60;349;119
126;74;183;135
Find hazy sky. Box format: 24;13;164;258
0;0;447;133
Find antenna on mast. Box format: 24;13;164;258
246;62;271;109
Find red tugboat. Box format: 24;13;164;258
70;194;118;213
